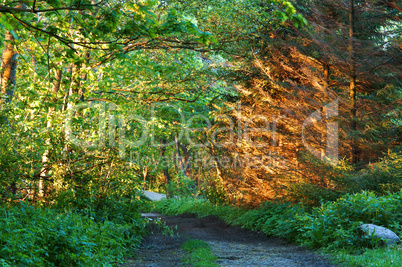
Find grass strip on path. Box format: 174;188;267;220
181;239;219;267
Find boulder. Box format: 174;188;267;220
359;224;401;246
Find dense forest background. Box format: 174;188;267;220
0;0;401;207
0;0;401;265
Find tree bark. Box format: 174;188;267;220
0;31;18;103
62;64;73;112
160;137;171;198
38;68;63;198
53;69;62;102
180;143;193;179
349;0;358;164
207;143;232;202
321;63;330;165
175;134;187;178
323;63;330;91
142;166;148;190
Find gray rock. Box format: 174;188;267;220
142;190;167;201
359;224;401;246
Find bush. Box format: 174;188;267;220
285;183;345;206
52;187;144;224
251;191;402;250
166;176;198;197
0;202;146;266
286;150;402;205
300;191;402;250
346;151;402;195
155;196;244;225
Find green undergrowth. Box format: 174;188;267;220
332;246;402;267
155;196;245;224
155;191;402;265
180;239;219;267
0;201;147;266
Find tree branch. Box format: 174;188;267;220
0;4;96;13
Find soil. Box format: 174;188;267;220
123;213;338;267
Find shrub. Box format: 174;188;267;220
300;191;402;250
51;185;144;224
166;176;198;198
0;202;146;266
347;151;402;195
285;150;402;205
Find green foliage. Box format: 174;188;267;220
0;108;148;265
144;217;177;238
155;197;212;216
344;151;402;195
0;0;400;264
286;150;402;205
301;191;402;250
155;196;244;225
199;178;230;205
181;239;219;267
250;191;402;250
0;202;146;266
286;183;345;206
332;245;402;267
166;177;198;197
182;239;210;252
51;188;143;225
238;201;309;242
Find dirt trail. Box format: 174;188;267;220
124;213;338;267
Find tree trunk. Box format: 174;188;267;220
180;144;193;179
31;49;37;83
142;167;148;190
323;63;330;91
53;69;62;102
78;51;90;102
349;0;358;164
175;134;187;178
0;31;18;103
160;137;171;198
38;68;63;198
0;1;26;103
207;143;232;202
321;63;330;165
62;64;73;112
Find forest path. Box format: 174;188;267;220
125;211;338;266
